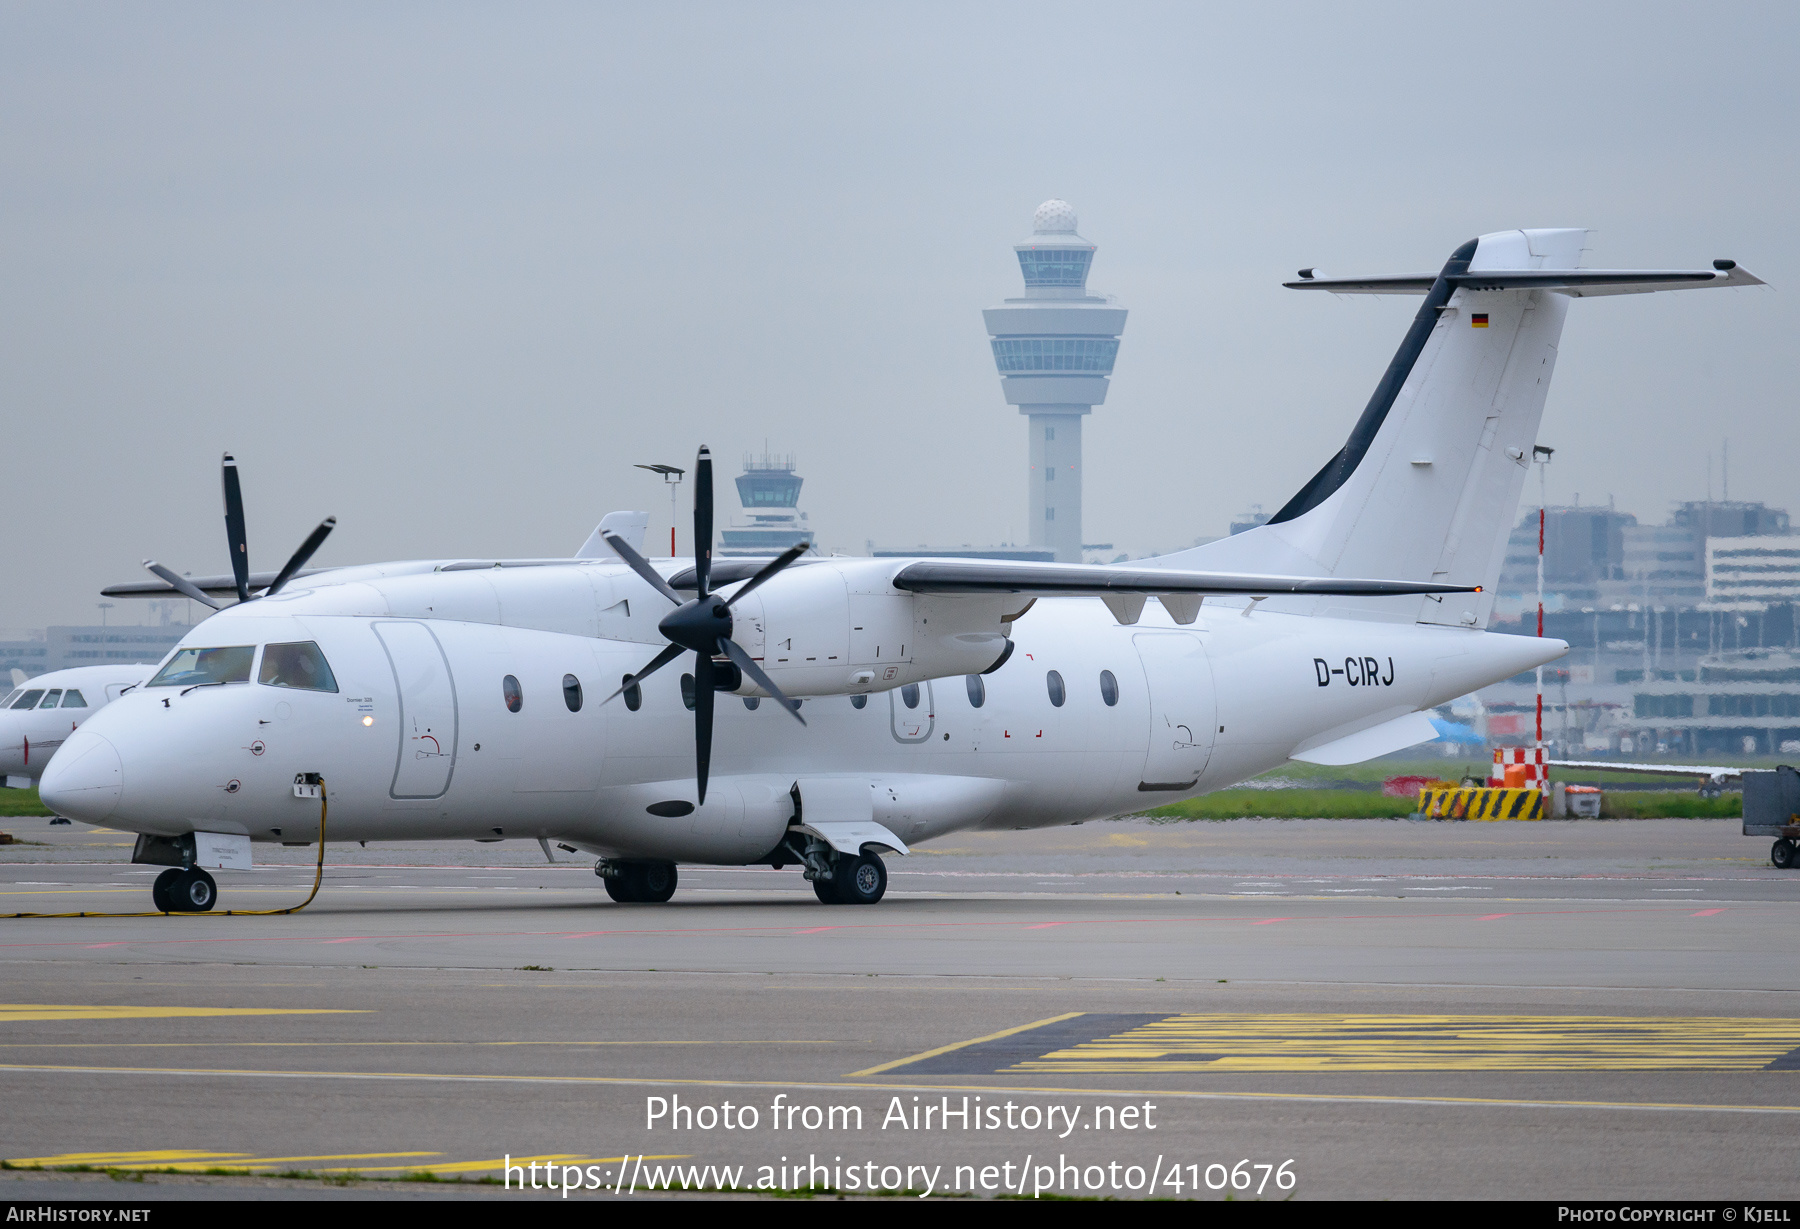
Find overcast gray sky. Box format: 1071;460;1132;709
4;1;1795;630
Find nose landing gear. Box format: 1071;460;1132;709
151;867;218;913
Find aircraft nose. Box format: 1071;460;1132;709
40;730;123;822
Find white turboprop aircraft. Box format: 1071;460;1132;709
40;228;1759;914
0;664;153;789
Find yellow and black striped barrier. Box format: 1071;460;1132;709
1417;787;1544;821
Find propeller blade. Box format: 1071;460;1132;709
692;650;715;805
693;445;713;600
717;637;806;727
601;530;683;606
724;542;809;608
600;642;685;705
264;517;336;597
220;453;251;604
143;561;223;611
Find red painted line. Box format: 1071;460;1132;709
1478;914;1513;921
321;937;365;944
1692;909;1726;917
1251;917;1292;926
793;926;838;934
84;943;125;949
1026;922;1071;930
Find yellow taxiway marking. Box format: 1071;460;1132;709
6;1150;687;1175
10;1150;437;1169
846;1012;1084;1077
0;1004;365;1023
1006;1013;1800;1074
2;1039;836;1049
1;1060;1798;1117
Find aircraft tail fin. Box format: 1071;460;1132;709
1170;229;1759;627
577;511;649;559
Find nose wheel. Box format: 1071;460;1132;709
152;867;217;913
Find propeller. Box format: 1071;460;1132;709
601;445;811;804
143;453;336;609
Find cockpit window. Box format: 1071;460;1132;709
257;642;339;693
60;690;87;708
148;646;255;688
0;689;19;709
37;690;63;709
10;690;45;710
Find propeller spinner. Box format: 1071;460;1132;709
601;445;810;804
142;453;336;610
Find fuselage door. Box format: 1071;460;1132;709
1132;631;1216;791
373;621;459;799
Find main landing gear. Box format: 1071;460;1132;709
810;850;887;905
152;867;217;913
597;859;678;903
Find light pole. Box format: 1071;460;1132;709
96;601;113;629
635;463;686;558
1532;445;1553;754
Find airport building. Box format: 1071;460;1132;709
0;623;194;679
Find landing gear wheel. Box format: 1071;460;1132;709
602;861;678;903
833;851;887;905
151;868;181;913
170;868;216;912
812;876;836;904
1773;839;1797;870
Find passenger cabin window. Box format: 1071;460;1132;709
621;676;642;712
60;690;87;708
965;674;986;708
680;674;697;712
1099;670;1119;707
503;674;523;713
1046;670;1066;707
901;683;921;709
148;647;254;688
37;690;63;708
850;694;868;710
743;696;761;711
258;642;339;693
10;690;44;710
563;674;583;712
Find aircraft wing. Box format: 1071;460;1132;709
1548;759;1743;783
885;560;1476;598
102;569;331;598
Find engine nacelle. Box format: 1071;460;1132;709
725;559;1014;698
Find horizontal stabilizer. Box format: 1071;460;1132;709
1285;265;1763;296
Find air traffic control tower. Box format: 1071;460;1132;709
983;199;1127;563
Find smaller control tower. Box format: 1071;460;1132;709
717;452;816;557
983;200;1127;563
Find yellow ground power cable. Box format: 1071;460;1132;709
2;782;328;919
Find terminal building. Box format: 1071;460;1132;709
0;623;194;680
